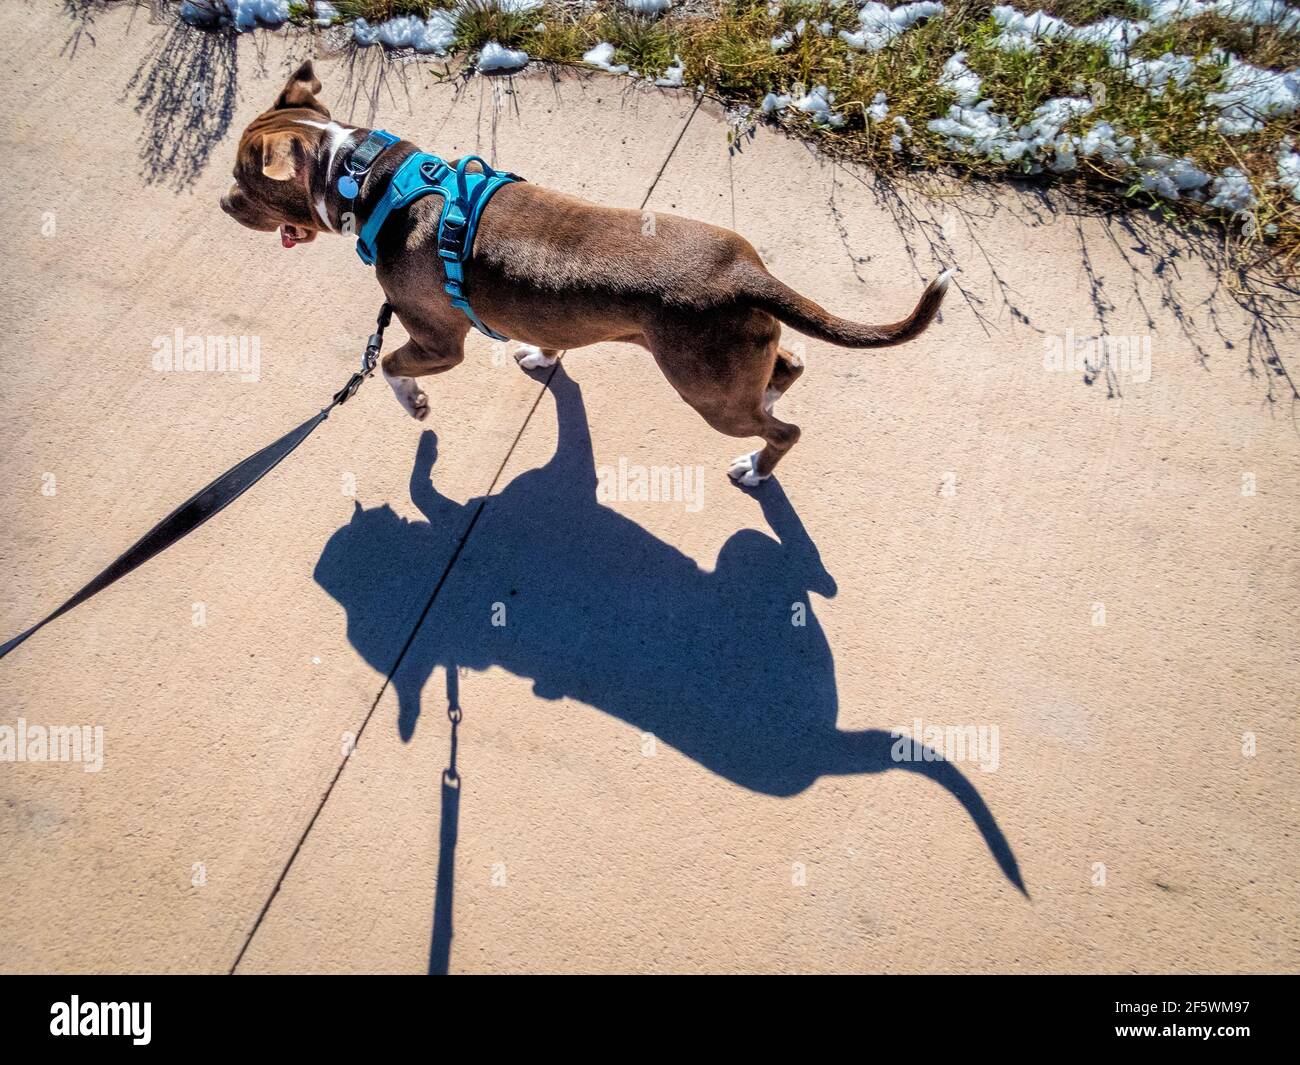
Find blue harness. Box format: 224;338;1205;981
341;130;522;342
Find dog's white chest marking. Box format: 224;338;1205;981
295;118;355;232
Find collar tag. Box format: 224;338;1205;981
338;130;399;202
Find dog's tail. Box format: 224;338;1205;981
740;265;951;348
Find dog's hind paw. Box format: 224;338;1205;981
727;452;768;488
514;344;558;371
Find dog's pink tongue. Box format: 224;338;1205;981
279;225;297;249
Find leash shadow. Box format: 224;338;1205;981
314;364;1026;971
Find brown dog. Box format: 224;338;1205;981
222;62;949;485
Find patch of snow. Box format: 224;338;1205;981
1206;166;1258;211
182;0;289;30
761;92;792;114
477;41;530;74
352;17;380;46
228;0;289;30
347;11;459;53
990;7;1151;66
1050;135;1081;172
1025;97;1094;142
989;0;1296;66
937;51;982;106
583;42;630;75
1024;97;1094;171
839;2;945;53
1080;121;1136;167
1214;0;1300;31
928;102;1024;161
991;7;1075;46
1274;138;1300;201
1134;153;1212;198
773;18;836;52
1119;52;1196;96
374;15;422;47
1071;16;1149;53
993;29;1040;54
624;0;673;14
413;13;458;55
1207;59;1300;134
793;85;845;127
1135;0;1299;33
889;114;912;152
866;91;889;123
654;58;685;88
929;95;1094;168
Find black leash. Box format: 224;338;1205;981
0;302;394;662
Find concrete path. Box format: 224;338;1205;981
0;1;1295;973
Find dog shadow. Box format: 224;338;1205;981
314;365;1025;969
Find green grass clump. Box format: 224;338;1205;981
329;0;440;19
453;0;536;50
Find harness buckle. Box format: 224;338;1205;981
438;218;467;257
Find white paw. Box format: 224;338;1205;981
384;369;429;421
514;344;558;371
727;452;768;487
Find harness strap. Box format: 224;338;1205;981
355;149;522;342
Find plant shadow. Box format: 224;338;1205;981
314;364;1025;972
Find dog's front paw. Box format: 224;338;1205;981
727;452;769;488
385;370;430;421
513;344;558;371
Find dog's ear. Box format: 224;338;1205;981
260;130;302;181
275;59;329;117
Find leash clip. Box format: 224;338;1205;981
332;302;394;407
362;332;383;374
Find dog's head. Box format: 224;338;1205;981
220;60;346;249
